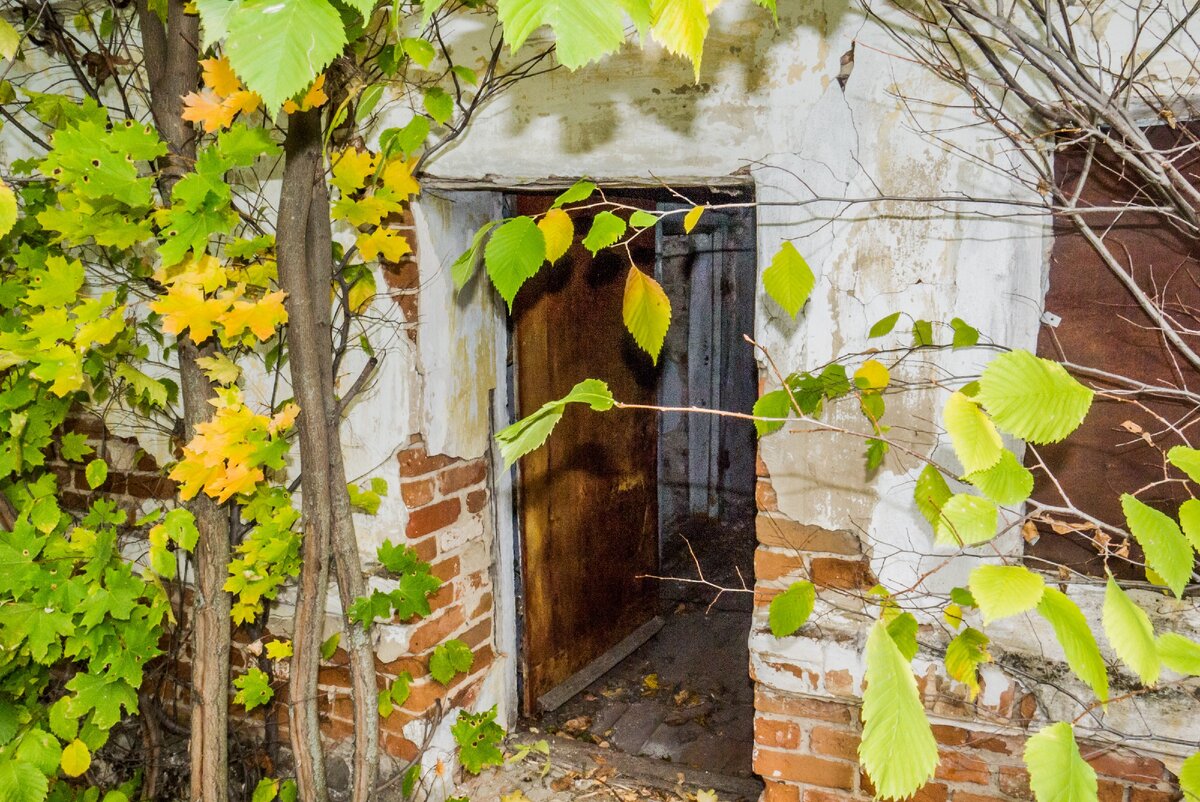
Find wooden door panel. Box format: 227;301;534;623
513;195;660;712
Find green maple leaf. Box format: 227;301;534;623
451;707;505;774
65;672;138;729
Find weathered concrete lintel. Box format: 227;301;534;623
420;170;755;194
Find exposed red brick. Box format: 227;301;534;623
756;514;861;555
401;478;435;508
935;750;991;786
406;498;460;538
430;557;460;583
754;749;854;789
765;782;799;802
125;474;176;499
401;680;447;715
1097;780;1127;802
427;581;455;613
466;488;488;514
931;724;971;746
398;445;457;478
757;478;779;511
754;548;806;582
954;793;1008;802
756;451;770;478
383;260;420;292
438;460;486;495
755;688;855;723
395;292;419;326
375;655;427;681
824;669;857;697
810;557;875;590
320;716;355;741
997;766;1033;801
1128;788;1175;802
408;606;465;654
1086;749;1167;784
754;717;801;750
802;790;853;802
810;725;860;760
470;592;493;620
318;666;351;687
860;775;947;802
460;617;492;650
381;732;419;761
410;536;437;563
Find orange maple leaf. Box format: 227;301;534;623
356;228;412;263
150;283;230;343
283;74;328;114
182;89;238;133
201;55;243;97
224;90;262;117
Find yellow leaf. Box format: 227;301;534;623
181;89;238;133
650;0;717;79
0;181;16;238
265;640;293;660
223;90;261;117
154;253;229;293
283;73;328;114
623;268;672;364
854;359;890;391
332;147;378;196
218;290;288;342
347;272;377;313
501;792;533;802
150;284;229;343
539;208;574;264
268;403;299;434
196;353;242;385
201;55;242;97
683;205;704;233
380;157;420;200
61;739;91;778
356;228;412;263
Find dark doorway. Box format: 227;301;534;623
510;189;759;786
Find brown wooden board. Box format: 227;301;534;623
512;194;661;713
1032;125;1200;576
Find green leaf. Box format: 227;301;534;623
195;0;240;48
484;216;546;309
224;0;347;112
629;210;658;228
944;627;990;699
914;464;951;527
451;707;505;774
963;449;1034;506
320;633;340;660
582;211;626;255
495;379;615;466
859;621;938;801
452;221;499;290
649;0;711;79
430;639;475;684
1024;723;1098;802
886;611;918;661
950;317;979;349
912;319;934;347
943;391;1003;474
1037;588;1109;703
753;389;791;437
622;268;671;363
497;0;631;69
1157;633;1200;676
1120;494;1192;598
1178;498;1200;553
423;87;454;125
552;179;596;208
976;350;1093;444
1181;753;1200;802
1168;445;1200;483
935;494;998;547
401;37;435;67
769;581;815;638
58;432;92;462
0;760;49;802
968;565;1045;624
1102;577;1159;686
762;242;814;319
0;19;20;61
869;312;901;338
233;668;274;711
85;458;108;489
0;701;16;746
0;182;16;239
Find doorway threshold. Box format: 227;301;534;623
510;731;764;801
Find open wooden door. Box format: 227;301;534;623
512;195;660;713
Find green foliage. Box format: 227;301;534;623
944;627;990;699
934;493;998;547
1157;633;1200;676
1102;578;1159;686
968;565;1045;624
975;350;1094;444
582;211;626;255
962;449;1033;506
1181;753;1200;802
768;581;815;638
451;707;505;774
485;216;546;309
497;0;639;70
859;621;938;801
1119;494;1192;597
1037;589;1109;703
914;464;952;527
943;391;1003;475
349;541;442;629
378;672;413;718
495;379;615;465
233;668;274;711
869;312;901;338
430;639;475;684
453;222;500;290
762;242;815;319
1023;723;1098;802
553;179;596;208
950;317;979;349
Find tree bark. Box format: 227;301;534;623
137;2;231;800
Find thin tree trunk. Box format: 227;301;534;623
137;2;231;800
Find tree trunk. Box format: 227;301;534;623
137;2;231;800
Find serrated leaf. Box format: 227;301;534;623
886;611;918;660
629;210;657;228
753;388;791;437
945;627;990;700
60;739;90;778
963;449;1034;506
1181;753;1200;802
496;379;615;466
320;633;340;660
859;621;938;801
1024;723;1098;802
1178;498;1200;553
497;0;630;69
0;760;48;802
538;208;573;264
768;581;815;637
552;179;595;208
85;458;108;489
969;565;1045;624
251;779;279;802
430;639;475;684
224;0;347;113
623;268;671;363
484;216;546;309
869;312;900;338
976;350;1093;444
1168;445;1200;483
683;205;704;233
452;221;499;291
912;319;934;347
1120;494;1191;598
1157;632;1200;675
423;87;453;125
950;317;979;349
650;0;712;79
915;464;952;527
582;211;626;254
944;391;1003;474
1102;577;1159;686
762;242;814;319
0;182;16;239
0;19;20;61
935;494;998;547
402;37;436;67
1037;588;1109;703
